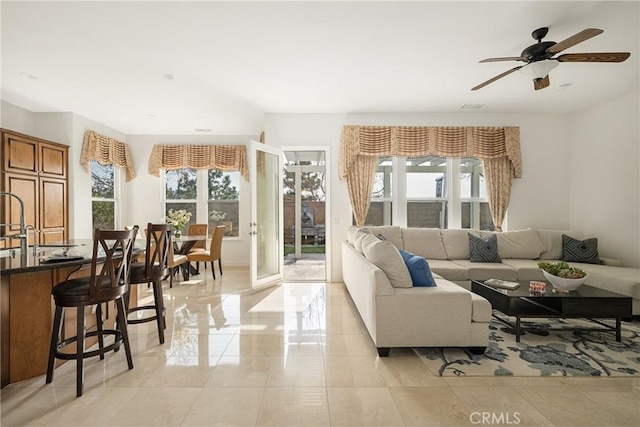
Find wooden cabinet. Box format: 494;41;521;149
1;129;68;246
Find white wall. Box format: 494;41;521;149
1;101;35;134
265;112;571;281
126;134;258;267
569;90;640;268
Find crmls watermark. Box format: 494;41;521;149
469;412;521;425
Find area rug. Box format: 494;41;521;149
414;314;640;377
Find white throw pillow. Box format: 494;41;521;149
362;239;413;288
353;228;374;253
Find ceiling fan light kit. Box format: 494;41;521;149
519;59;559;82
472;27;630;91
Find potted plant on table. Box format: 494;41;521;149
166;209;192;238
538;261;588;293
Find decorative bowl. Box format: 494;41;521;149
542;270;588;292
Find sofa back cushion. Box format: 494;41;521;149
489;228;545;259
354;231;378;254
441;229;480;259
537;229;585;260
401;228;448;260
361;226;404;249
362;238;413;288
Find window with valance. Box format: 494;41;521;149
148;144;249;181
339;125;521;231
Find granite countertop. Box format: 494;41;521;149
0;239;145;274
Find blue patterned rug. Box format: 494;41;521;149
414;314;640;376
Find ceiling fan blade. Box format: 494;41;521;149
547;28;603;54
534;75;550;91
556;52;631;63
471;66;522;91
479;56;526;63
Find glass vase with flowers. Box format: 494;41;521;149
166;209;192;238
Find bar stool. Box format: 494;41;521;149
127;223;172;344
46;226;138;397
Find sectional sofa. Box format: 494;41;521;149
342;226;640;356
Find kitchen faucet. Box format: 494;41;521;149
0;191;29;257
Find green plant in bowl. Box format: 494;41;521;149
538;261;588;292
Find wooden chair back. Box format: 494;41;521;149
88;226;138;302
144;223;172;281
187;223;208;250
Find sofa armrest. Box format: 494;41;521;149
600;257;623;267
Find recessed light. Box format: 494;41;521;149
162;73;174;80
558;83;572;89
194;128;212;132
146;113;158;118
19;72;38;80
460;104;484;109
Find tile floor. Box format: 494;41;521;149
1;266;638;426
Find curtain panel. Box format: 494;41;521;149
80;130;136;181
339;125;521;229
148;144;249;181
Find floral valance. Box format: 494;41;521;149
339;125;521;179
80;130;136;181
148;144;249;181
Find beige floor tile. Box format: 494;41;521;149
104;387;201;426
389;386;475;426
206;356;276;387
377;353;448;386
265;355;326;387
517;386;638;426
577;385;640;423
256;387;330;426
181;387;264;426
324;356;387;387
452;386;554;426
327;387;404;426
224;333;323;357
321;333;378;356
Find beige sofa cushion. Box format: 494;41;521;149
401;228;448;260
451;260;518;281
492;229;545;259
501;259;546;281
573;263;640;300
470;292;492;322
353;229;375;253
363;226;404;249
537;229;585;260
362;238;412;288
441;229;480;259
428;259;469;281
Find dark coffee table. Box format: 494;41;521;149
471;280;632;342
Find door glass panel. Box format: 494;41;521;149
257;150;280;279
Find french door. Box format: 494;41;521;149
249;141;283;291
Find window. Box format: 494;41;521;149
364;156;393;225
365;156;494;230
163;168;240;237
91;161;118;229
208;170;240;237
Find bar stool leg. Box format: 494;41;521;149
152;280;165;344
76;306;86;397
96;304;105;360
116;297;134;369
46;306;64;384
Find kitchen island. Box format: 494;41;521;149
0;241;143;388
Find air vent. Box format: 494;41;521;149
460;104;485;109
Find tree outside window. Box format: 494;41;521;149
208;170;239;237
91;161;117;229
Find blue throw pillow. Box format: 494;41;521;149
399;250;437;287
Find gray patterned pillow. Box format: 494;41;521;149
562;234;600;264
468;233;502;263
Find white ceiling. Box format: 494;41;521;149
2;1;638;135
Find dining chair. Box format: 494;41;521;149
186;225;225;279
186;223;207;273
127;223;171;344
46;226;138;397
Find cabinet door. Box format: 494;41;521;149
2;172;38;237
2;132;38;175
39;141;67;179
39;177;67;241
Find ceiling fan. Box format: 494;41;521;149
471;27;631;91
